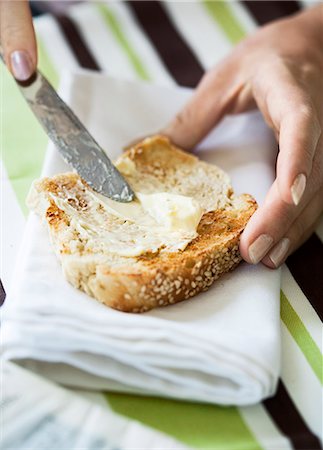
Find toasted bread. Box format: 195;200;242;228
27;135;257;312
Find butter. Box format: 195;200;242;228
115;156;203;233
87;190;203;233
137;192;203;233
50;181;204;258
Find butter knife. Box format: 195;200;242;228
1;57;134;202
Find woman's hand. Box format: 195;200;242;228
0;0;36;80
164;5;323;268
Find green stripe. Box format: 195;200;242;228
281;290;323;384
105;393;261;450
1;37;58;216
203;1;246;44
96;3;150;81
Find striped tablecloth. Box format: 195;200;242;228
1;2;322;449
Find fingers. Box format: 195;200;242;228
0;0;36;80
240;143;323;268
263;188;323;268
251;63;322;206
162;56;250;150
277;103;321;206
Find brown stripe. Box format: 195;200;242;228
127;1;204;87
286;233;323;321
264;381;322;449
241;1;301;25
0;279;5;306
54;14;101;71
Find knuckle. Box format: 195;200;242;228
297;100;315;121
174;108;193;128
294;102;321;138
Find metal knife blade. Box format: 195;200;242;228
1;57;134;202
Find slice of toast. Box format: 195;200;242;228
27;135;257;313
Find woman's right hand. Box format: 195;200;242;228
0;0;36;80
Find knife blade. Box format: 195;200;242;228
1;56;134;202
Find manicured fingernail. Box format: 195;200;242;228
10;50;33;81
249;234;273;264
269;238;290;268
291;174;306;206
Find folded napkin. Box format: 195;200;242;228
2;70;281;405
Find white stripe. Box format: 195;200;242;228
226;2;258;35
0;162;26;288
298;0;321;9
282;265;322;352
281;324;323;440
68;3;137;80
34;14;79;72
240;404;293;450
105;2;175;86
164;1;232;70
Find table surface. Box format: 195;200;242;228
1;1;322;449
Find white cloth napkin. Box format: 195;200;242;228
2;70;281;405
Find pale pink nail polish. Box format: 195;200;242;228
10;50;33;81
248;234;273;264
291;174;306;206
269;238;290;268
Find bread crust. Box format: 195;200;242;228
28;136;257;313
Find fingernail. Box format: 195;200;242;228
269;238;290;268
291;174;306;206
249;234;273;264
10;50;33;81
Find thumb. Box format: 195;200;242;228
162;58;251;150
0;0;37;81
